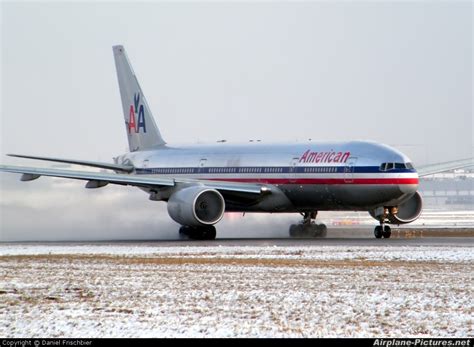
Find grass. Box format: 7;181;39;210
0;254;465;269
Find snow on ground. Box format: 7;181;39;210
1;244;473;263
0;243;472;337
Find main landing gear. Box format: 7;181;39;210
179;225;217;240
374;223;391;239
289;211;327;238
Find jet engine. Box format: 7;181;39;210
167;186;225;227
370;191;423;224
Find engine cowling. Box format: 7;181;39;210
167;186;225;227
388;191;423;224
369;191;423;225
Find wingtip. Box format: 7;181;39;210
112;45;125;53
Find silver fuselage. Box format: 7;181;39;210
116;140;419;213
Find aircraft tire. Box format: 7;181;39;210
289;224;306;237
289;224;299;237
374;226;383;239
382;225;392;239
179;225;217;240
317;224;327;238
290;224;327;238
179;226;190;238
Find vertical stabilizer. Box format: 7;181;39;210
113;45;166;151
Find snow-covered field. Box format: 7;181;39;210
1;244;472;337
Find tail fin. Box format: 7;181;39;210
113;45;166;151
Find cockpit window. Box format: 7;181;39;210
394;163;405;169
380;162;413;171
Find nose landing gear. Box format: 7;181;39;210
371;207;394;239
374;224;391;239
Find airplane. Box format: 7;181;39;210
1;45;473;240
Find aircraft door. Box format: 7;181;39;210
344;157;357;183
289;157;299;183
198;158;207;174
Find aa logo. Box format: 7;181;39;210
128;93;146;133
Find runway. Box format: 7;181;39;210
3;235;473;247
3;223;473;245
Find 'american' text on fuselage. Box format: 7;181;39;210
299;150;351;164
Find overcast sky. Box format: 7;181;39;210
0;1;472;240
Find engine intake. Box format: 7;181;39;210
167;186;225;227
388;191;423;224
369;191;423;225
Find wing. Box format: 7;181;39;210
417;158;474;177
0;165;267;195
7;154;134;173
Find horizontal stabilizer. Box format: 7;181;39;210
8;154;134;173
